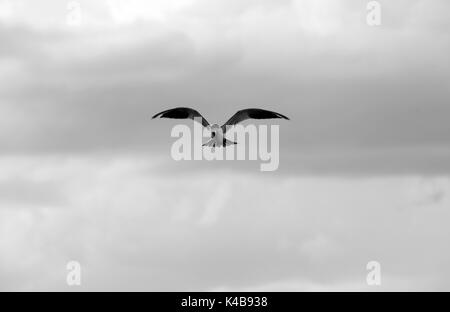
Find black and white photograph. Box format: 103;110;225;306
0;0;449;297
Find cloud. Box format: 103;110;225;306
1;0;450;291
198;180;232;226
1;156;450;290
1;0;450;177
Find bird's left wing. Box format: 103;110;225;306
221;108;289;133
152;107;210;128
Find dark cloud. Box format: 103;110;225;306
2;3;450;167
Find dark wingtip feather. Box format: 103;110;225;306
152;111;165;119
152;109;171;119
262;109;290;121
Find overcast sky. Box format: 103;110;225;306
1;0;450;291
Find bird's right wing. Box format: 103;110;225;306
152;107;210;128
221;108;289;133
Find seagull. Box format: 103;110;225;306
152;107;289;147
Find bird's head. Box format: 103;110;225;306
209;124;220;138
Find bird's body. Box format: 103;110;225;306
203;124;223;147
201;124;238;147
152;107;289;147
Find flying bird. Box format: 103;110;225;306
152;107;289;147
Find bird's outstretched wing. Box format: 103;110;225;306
152;107;210;128
221;108;289;132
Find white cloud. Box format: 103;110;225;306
198;179;232;226
1;156;450;290
106;0;194;24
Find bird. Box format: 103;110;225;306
152;107;289;147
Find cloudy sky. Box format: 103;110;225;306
1;0;450;291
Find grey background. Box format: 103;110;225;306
0;0;449;291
